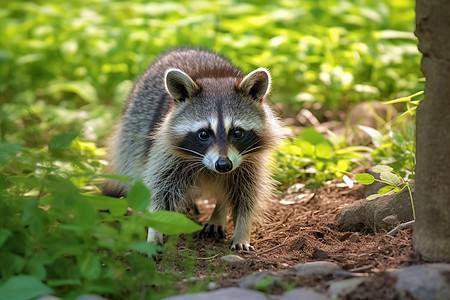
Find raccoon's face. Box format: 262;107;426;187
164;67;276;174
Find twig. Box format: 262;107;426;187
255;236;289;255
197;253;220;260
387;220;415;236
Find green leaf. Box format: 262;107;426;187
0;253;25;278
298;141;315;156
0;275;52;300
366;194;381;200
74;198;97;227
300;128;326;145
129;242;161;256
315;141;333;159
79;253;101;280
358;125;383;148
379;172;402;186
0;143;22;165
355;173;375;185
47;279;82;287
371;165;393;174
84;194;128;216
0;229;12;247
7;176;41;190
49;132;78;154
127;181;151;213
377;185;395;194
45;81;98;103
142;211;203;235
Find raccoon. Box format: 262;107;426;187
103;48;282;251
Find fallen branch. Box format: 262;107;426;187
387;220;415;236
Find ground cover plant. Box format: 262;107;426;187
0;0;422;299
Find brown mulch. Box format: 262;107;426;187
180;180;423;294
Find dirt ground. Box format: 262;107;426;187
187;179;422;295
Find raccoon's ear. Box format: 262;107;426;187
238;67;271;102
164;68;199;102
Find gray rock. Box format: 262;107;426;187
281;288;328;300
286;261;341;277
221;254;245;263
163;287;268;300
238;271;285;290
208;281;219;290
328;277;367;297
335;181;414;232
391;263;450;300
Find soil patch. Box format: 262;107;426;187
185;180;423;294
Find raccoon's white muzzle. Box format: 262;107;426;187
203;147;242;173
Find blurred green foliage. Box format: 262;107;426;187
0;0;421;146
0;133;204;299
274;127;371;188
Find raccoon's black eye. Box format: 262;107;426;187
232;128;245;140
197;130;210;141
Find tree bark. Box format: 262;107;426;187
413;0;450;261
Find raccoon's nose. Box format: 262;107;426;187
215;157;233;173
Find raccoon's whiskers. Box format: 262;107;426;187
241;139;263;156
174;146;205;158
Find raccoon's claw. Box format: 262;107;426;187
230;242;255;252
200;224;225;239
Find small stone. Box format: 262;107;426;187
311;248;329;259
286;261;341;277
221;255;245;263
281;288;329;300
328;277;368;297
208;282;219;290
163;287;267;300
238;271;285;290
391;263;450;300
286;183;306;194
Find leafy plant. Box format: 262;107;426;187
355;165;415;219
363;91;423;179
0;133;203;300
274;127;371;188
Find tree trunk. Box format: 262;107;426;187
413;0;450;261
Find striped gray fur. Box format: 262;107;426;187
104;48;282;251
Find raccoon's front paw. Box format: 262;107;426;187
200;223;225;239
230;242;255;252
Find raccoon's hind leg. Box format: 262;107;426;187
200;197;228;239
